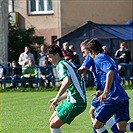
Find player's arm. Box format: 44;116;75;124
57;76;71;97
49;76;71;111
98;70;114;103
78;66;88;74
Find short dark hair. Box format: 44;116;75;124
46;45;63;57
87;38;103;53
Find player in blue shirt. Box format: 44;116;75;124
79;40;124;133
81;38;133;133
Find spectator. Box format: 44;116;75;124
69;45;80;67
0;64;6;89
62;42;74;62
115;42;132;85
21;59;38;88
36;44;48;66
9;61;22;89
39;60;55;88
18;46;35;71
102;45;112;58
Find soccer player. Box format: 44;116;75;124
78;40;124;133
46;44;87;133
81;38;133;133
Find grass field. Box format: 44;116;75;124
0;88;133;133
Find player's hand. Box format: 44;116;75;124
91;90;103;97
48;98;58;111
98;91;108;103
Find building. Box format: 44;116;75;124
8;0;133;45
56;20;133;63
0;0;132;85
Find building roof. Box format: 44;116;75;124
56;20;133;42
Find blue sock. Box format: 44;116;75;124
93;127;97;133
102;130;108;133
111;124;124;133
126;122;133;131
131;122;133;131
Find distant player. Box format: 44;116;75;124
46;44;87;133
81;38;133;133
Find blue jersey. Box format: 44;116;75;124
82;54;103;91
94;53;129;101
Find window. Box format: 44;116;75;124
28;0;53;15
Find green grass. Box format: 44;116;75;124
0;88;133;133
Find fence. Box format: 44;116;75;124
0;63;133;89
0;64;61;89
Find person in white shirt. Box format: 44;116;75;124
18;46;35;71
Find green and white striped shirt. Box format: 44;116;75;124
56;59;87;105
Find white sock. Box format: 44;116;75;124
126;123;130;131
50;128;61;133
96;126;107;133
106;118;115;128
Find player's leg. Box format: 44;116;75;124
106;118;124;133
93;100;115;133
117;121;133;132
91;107;124;133
89;106;97;133
115;100;133;132
125;122;133;131
93;119;108;133
49;111;58;122
49;103;64;133
50;115;64;133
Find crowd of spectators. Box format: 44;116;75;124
0;41;132;89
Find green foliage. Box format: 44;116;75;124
8;23;45;62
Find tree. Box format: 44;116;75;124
8;23;45;62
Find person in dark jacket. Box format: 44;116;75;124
39;60;55;88
9;60;22;88
115;41;132;85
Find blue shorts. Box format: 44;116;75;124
94;100;130;123
91;96;100;109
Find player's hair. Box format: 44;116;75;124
87;38;103;53
46;45;64;57
80;39;90;49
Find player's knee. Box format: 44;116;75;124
93;120;105;129
50;121;56;128
117;125;126;132
117;121;127;132
93;123;102;129
50;119;59;128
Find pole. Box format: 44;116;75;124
0;0;8;64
